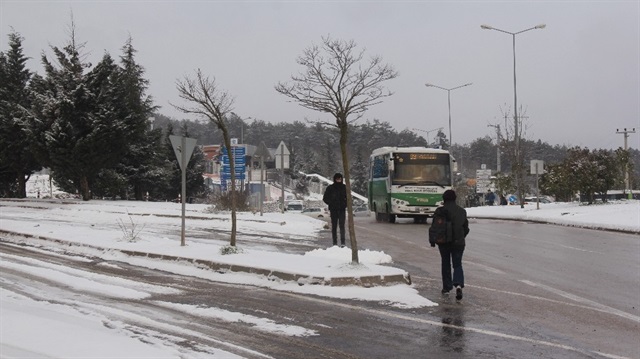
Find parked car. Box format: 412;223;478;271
285;200;304;213
524;197;551;204
302;207;329;218
353;205;370;217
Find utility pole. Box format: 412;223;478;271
487;123;501;172
616;128;636;199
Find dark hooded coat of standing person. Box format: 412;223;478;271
323;173;348;247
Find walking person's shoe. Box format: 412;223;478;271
441;288;451;295
455;286;463;300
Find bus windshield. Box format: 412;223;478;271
393;163;451;187
391;153;451;187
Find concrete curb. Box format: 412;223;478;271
0;230;411;287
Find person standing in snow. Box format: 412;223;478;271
323;173;348;247
431;189;470;300
485;190;496;206
500;194;508;206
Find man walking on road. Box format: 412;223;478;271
323;173;348;247
431;189;470;300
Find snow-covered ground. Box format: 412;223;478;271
466;200;639;233
1;177;638;357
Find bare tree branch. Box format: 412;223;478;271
275;35;398;263
173;69;240;247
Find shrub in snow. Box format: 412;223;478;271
117;211;145;242
220;245;244;255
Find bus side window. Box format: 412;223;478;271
372;156;388;178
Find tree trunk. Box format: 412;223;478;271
17;172;27;198
339;120;359;263
80;175;91;201
134;183;143;201
223;132;237;247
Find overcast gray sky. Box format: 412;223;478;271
1;1;638;150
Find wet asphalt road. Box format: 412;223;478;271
346;214;640;359
1;211;638;359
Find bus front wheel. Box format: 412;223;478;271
386;205;396;223
374;205;383;222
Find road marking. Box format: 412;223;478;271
413;275;640;323
465;260;506;274
277;290;630;359
520;280;640;323
556;244;601;254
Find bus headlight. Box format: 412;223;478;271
393;198;409;206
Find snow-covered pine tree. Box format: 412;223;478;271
31;26;130;200
94;37;162;200
349;149;368;196
0;31;41;198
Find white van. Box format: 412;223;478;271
285;200;304;213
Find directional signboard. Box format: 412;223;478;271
476;169;493;194
530;160;544;175
220;145;246;191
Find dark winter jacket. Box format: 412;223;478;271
440;200;470;248
323;182;347;212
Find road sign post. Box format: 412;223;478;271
253;142;272;216
275;141;290;213
531;160;544;210
169;135;197;246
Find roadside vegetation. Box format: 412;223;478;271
1;25;636;208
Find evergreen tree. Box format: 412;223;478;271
592;149;619;201
93;37;160;200
31;27;155;201
0;31;40;198
31;28;120;200
297;145;322;174
540;163;574;202
349;148;369;196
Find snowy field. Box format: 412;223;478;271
0;176;637;357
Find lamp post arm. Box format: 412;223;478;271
425;83;448;91
482;23;545;209
450;83;473;91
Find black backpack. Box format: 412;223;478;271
429;207;453;245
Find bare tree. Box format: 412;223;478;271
174;69;239;247
276;36;398;263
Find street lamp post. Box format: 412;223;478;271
481;23;545;208
424;82;472;147
487;123;501;172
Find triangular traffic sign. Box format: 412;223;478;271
169;135;198;171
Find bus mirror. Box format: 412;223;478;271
388;158;395;171
452;159;458;172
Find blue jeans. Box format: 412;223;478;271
438;245;465;290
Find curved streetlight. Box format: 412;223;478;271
412;126;444;146
481;23;545;208
424;82;472;146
